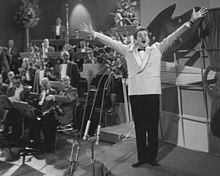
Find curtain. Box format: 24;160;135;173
201;8;220;64
201;8;220;155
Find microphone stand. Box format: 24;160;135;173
68;70;111;176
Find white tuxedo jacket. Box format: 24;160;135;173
94;23;190;96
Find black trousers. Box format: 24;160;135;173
41;116;60;149
130;94;160;162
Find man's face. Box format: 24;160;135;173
8;40;14;48
135;30;150;48
60;77;70;89
23;59;29;67
8;72;14;80
62;53;69;63
56;18;61;25
41;79;50;90
13;78;21;88
44;39;49;48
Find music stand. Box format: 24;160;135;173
118;25;137;36
13;100;37;138
46;52;61;60
74;52;88;60
19;52;32;59
13;101;40;164
13;101;37;120
74;52;89;71
0;95;14;109
69;38;85;46
85;39;104;47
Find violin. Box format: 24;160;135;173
43;101;64;117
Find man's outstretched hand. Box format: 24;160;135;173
191;7;208;22
78;22;95;36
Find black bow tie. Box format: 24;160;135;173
137;48;145;52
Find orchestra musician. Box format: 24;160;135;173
59;50;80;89
51;18;66;40
41;38;55;58
7;39;20;74
40;76;78;152
5;71;15;87
19;58;36;88
27;77;58;149
5;75;30;142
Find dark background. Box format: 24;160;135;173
0;0;120;52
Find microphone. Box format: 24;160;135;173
83;120;91;140
95;125;101;145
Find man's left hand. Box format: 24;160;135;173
46;95;55;101
191;7;208;22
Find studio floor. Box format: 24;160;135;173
1;123;220;176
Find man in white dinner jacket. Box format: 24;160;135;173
79;7;207;167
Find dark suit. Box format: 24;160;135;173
28;88;57;148
55;86;78;125
20;67;36;87
41;86;77;151
59;62;81;89
40;46;55;56
0;83;9;95
8;46;20;74
0;47;10;72
46;46;55;52
51;25;66;40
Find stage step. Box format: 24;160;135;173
100;122;135;143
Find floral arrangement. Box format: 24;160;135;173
14;0;39;28
105;54;128;79
95;47;128;79
115;0;139;25
104;0;140;79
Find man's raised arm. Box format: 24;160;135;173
78;22;126;56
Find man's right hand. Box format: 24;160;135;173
78;22;95;37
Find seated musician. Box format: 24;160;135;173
38;77;58;111
5;75;30;142
5;71;15;87
40;38;55;56
62;43;75;62
42;76;78;152
27;77;58;149
19;58;36;88
0;74;9;95
59;51;80;89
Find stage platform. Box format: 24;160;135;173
1;123;220;176
100;122;220;176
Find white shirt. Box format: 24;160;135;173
38;89;49;105
61;64;67;78
13;85;24;101
26;70;31;81
9;81;13;87
56;25;61;36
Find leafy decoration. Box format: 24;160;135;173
14;0;39;28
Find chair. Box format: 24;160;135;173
0;109;14;157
